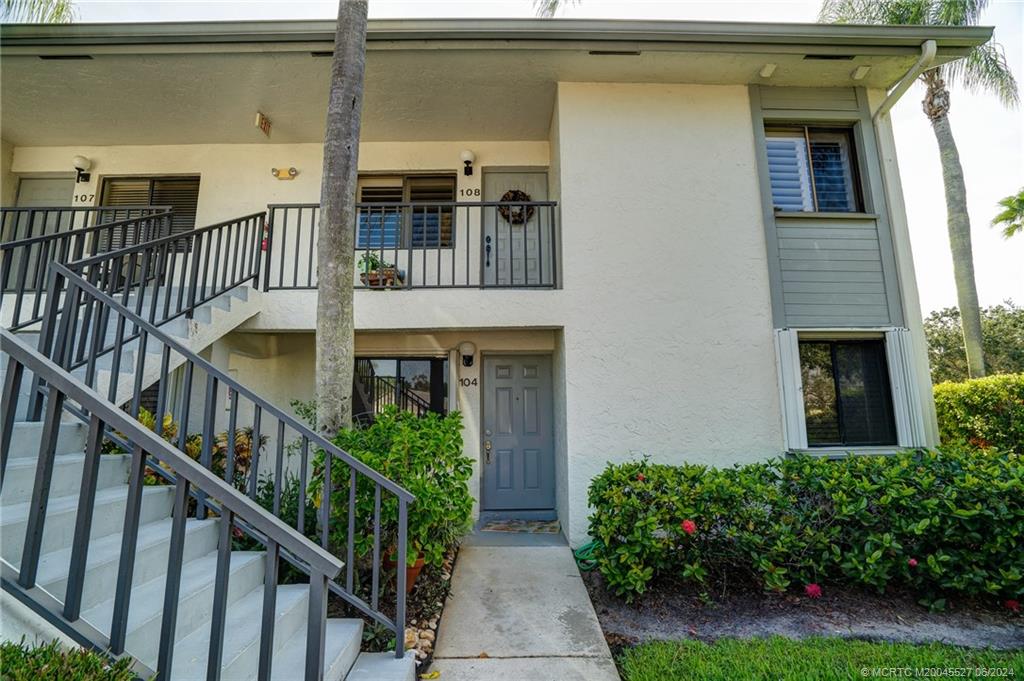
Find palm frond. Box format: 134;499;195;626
533;0;578;18
1;0;75;23
991;188;1024;238
819;0;1018;107
942;40;1020;107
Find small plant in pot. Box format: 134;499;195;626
358;252;403;288
308;407;473;592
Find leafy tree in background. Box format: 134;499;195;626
1;0;74;22
819;0;1019;380
992;187;1024;238
924;301;1024;383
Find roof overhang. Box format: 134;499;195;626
0;19;993;146
0;18;993;52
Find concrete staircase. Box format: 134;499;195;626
1;420;413;680
1;284;415;680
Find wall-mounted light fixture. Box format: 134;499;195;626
759;63;777;79
271;167;298;180
459;340;477;368
460;150;476;176
72;155;92;183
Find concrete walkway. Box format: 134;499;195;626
431;539;620;680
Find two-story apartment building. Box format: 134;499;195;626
1;18;991;546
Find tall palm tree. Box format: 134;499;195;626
992;188;1024;238
317;0;368;434
1;0;74;23
819;0;1018;378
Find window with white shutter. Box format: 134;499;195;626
765;126;860;213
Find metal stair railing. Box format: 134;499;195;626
1;328;344;681
1;208;173;331
38;259;415;663
27;212;265;420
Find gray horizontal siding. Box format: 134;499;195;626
775;216;891;326
758;86;859;113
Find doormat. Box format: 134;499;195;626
480;520;561;534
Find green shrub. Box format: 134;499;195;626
587;448;1023;604
308;407;473;568
0;638;136;681
934;373;1024;452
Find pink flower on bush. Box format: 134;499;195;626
635;473;646;482
232;526;243;539
1005;600;1020;613
804;583;822;599
680;519;697;536
908;558;918;568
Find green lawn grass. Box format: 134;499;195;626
617;637;1024;681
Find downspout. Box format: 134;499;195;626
873;39;937;122
870;38;940;447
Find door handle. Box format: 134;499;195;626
484;440;492;464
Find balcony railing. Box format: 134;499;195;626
265;201;559;291
1;207;173;331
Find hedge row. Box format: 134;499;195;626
587;448;1022;606
934;373;1023;452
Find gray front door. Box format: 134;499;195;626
482;171;549;287
482;355;555;511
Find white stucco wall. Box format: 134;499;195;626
8;85;792;545
9;141;549;226
554;82;784;543
1;139;16;205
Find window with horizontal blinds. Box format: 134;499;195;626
357;180;402;249
408;177;454;248
100;176;200;248
765;126;860;213
355;174;455;249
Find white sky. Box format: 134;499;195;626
72;0;1024;315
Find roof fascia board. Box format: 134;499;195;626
0;18;993;52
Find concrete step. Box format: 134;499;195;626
346;651;417;681
270;617;364;681
172;583;316;681
35;516;219;612
1;452;129;506
81;549;265;669
4;421;87;460
1;484;175;567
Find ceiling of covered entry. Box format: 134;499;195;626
1;39;950;146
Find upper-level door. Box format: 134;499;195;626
482;170;548;287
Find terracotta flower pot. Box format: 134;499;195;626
385;554;426;593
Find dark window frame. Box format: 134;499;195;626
356;173;457;250
764;124;865;214
357;356;449;416
799;338;897;447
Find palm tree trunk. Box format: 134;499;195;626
316;0;368;434
924;78;986;377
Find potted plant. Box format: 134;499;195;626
358;252;403;288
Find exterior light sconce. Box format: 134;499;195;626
72;155;92;183
460;150;476;176
459;340;477;368
271;167;298;180
759;63;777;79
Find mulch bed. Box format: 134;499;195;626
582;571;1024;654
